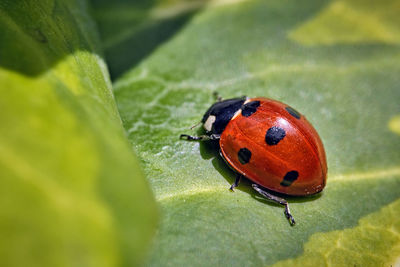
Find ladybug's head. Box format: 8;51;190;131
202;97;247;135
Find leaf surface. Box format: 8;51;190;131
97;0;400;266
0;1;157;266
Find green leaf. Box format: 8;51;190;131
104;0;400;266
0;1;157;266
99;0;400;266
272;198;400;267
92;0;206;79
288;0;400;45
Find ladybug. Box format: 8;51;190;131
180;95;327;225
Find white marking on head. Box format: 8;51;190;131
204;115;216;131
231;98;250;120
232;109;242;120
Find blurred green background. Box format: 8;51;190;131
1;0;399;266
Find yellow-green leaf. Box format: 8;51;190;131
289;0;400;45
272;198;400;267
0;1;157;266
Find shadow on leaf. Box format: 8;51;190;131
91;0;208;79
198;132;323;209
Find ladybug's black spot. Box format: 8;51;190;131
238;148;252;164
280;171;299;187
265;126;286;145
285;106;301;119
242;101;260;117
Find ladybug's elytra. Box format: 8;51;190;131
180;95;327;225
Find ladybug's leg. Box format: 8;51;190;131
252;184;296;226
229;174;241;191
180;134;220;141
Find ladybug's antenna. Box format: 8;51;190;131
213;91;223;102
190;121;202;130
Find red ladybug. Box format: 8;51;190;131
180;95;327;225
